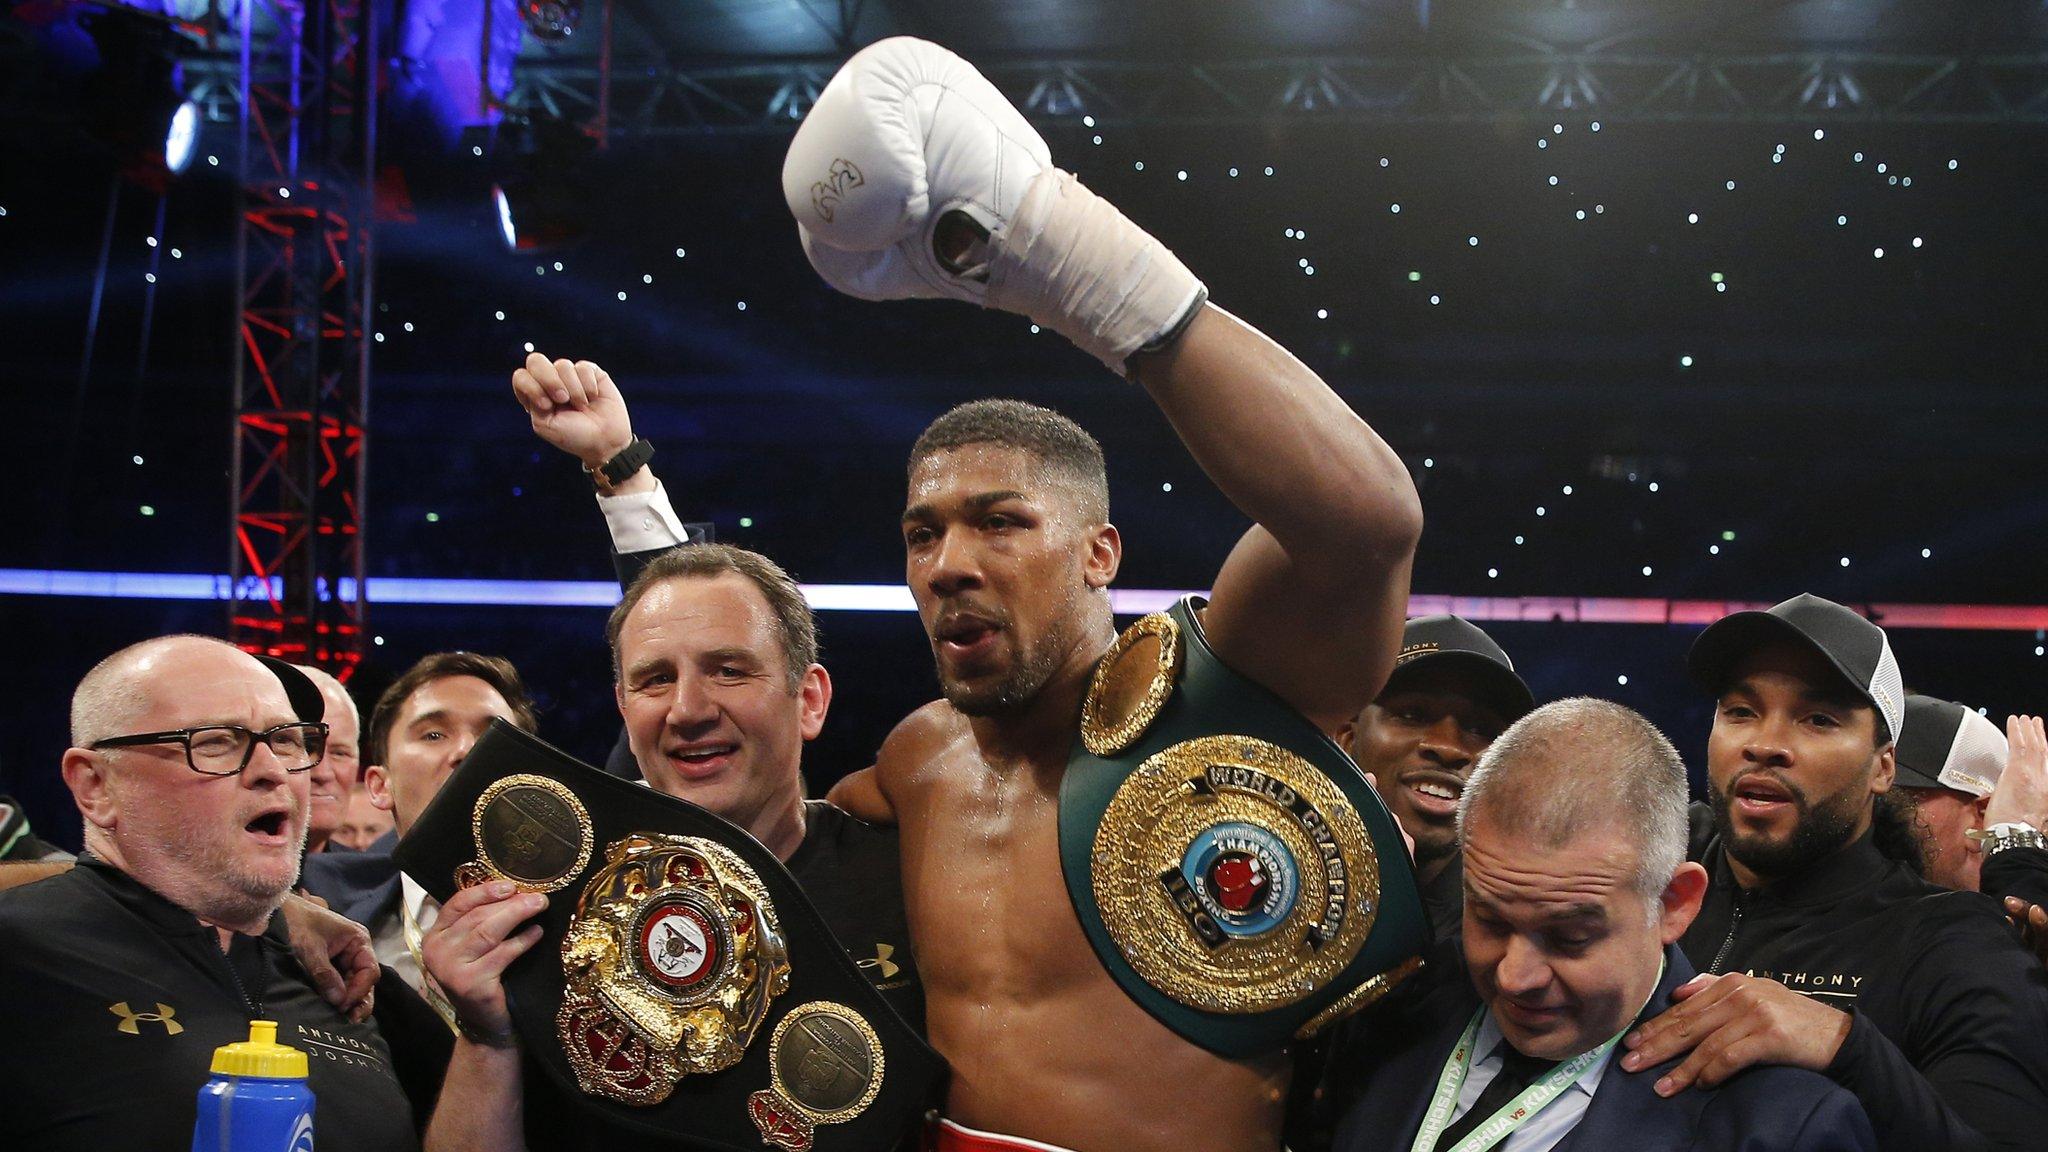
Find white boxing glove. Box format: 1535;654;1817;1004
783;37;1206;375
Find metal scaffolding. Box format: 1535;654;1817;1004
227;0;378;678
494;49;2048;136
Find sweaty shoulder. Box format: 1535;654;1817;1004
873;699;970;788
825;702;968;823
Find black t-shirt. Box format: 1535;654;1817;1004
0;858;419;1152
521;800;922;1149
1682;828;2048;1152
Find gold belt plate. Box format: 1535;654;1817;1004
747;1000;886;1151
454;773;594;894
1080;611;1183;757
1091;734;1380;1013
557;833;792;1105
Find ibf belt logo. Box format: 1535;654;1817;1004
1166;821;1299;946
810;158;864;223
110;1001;183;1035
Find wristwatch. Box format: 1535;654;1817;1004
583;437;655;493
1967;822;2047;857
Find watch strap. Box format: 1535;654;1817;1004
1967;822;2047;856
586;437;654;492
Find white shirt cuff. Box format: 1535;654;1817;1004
599;479;692;554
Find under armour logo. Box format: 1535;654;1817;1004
856;942;900;980
810;158;865;223
110;1001;184;1035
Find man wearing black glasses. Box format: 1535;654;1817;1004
0;634;420;1152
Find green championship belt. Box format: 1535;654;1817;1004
395;721;945;1152
1059;596;1429;1057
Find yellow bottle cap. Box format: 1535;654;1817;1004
208;1020;309;1079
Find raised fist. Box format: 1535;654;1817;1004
511;353;634;470
783;38;1205;375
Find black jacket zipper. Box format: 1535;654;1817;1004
1706;887;1747;975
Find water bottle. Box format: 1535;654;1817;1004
190;1019;316;1152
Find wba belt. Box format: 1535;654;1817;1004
394;720;945;1152
1059;596;1429;1057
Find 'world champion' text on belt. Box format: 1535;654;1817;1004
1155;762;1351;951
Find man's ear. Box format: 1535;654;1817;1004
362;764;394;812
1870;743;1897;795
62;748;118;832
797;665;833;742
1658;861;1710;945
1083;522;1122;590
1333;719;1358;757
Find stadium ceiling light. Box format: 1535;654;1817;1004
165;101;200;174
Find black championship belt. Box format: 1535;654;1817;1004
1058;597;1429;1057
393;720;945;1151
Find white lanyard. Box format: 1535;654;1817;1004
1407;1012;1618;1152
1410;959;1666;1152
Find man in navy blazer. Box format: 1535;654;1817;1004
301;651;538;997
1332;698;1874;1152
305;826;402;927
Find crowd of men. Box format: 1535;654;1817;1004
4;34;2048;1152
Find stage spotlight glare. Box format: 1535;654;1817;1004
493;183;519;248
165;101;200;174
488;117;596;251
491;176;587;251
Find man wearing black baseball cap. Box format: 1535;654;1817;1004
1337;615;1535;941
1617;593;2048;1152
1891;695;2005;892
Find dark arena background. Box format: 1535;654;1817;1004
3;0;2046;851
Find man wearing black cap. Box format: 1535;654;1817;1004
1617;594;2048;1152
1337;615;1535;941
1890;695;2005;891
0;635;418;1151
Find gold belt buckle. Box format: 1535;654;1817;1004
557;833;792;1105
1091;734;1382;1014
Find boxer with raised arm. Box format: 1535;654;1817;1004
791;39;1423;1152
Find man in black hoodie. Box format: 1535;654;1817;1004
1620;594;2048;1152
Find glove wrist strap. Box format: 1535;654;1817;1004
987;169;1208;376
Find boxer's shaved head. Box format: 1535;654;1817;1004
910;400;1109;523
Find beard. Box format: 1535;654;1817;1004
120;785;307;931
940;632;1068;717
932;581;1095;718
1708;768;1865;882
1409;825;1460;869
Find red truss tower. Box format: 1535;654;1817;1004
228;0;379;678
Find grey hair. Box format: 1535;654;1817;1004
295;664;360;731
69;634;237;747
1457;697;1689;918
